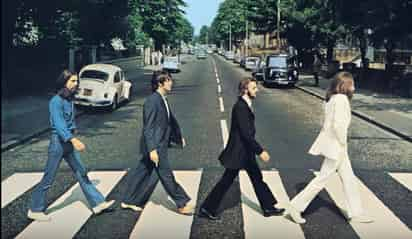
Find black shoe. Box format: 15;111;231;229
199;207;221;220
262;207;285;217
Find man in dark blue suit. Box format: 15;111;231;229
121;72;193;215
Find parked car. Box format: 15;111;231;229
234;54;243;64
75;64;132;111
162;56;180;73
244;56;260;71
262;54;299;86
252;59;266;81
225;51;235;60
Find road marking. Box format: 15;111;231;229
220;119;229;148
1;173;43;208
129;171;202;239
216;77;220;84
388;172;412;191
317;171;412;239
17;171;126;239
216;73;219;78
219;97;225;112
218;85;222;94
240;171;305;239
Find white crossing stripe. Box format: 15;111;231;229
220;119;229;148
2;173;43;208
317;172;412;239
388;172;412;191
17;171;126;239
219;97;225;112
217;77;220;83
240;171;305;239
129;171;202;239
218;85;222;94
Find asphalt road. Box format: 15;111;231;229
2;54;411;239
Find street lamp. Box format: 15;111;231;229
229;23;232;52
277;0;281;49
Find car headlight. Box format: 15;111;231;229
293;70;298;76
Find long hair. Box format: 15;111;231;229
325;71;354;102
55;69;77;91
238;77;256;96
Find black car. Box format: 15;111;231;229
262;54;299;87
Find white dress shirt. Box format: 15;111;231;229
242;95;253;112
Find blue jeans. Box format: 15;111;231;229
30;134;104;212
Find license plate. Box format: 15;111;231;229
83;89;92;96
278;81;289;85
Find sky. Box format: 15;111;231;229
184;0;223;36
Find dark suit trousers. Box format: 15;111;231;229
123;153;191;208
202;162;277;214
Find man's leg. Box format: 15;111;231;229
337;154;363;218
64;150;105;208
155;154;191;209
123;158;158;206
244;162;277;210
201;169;239;215
30;136;64;212
291;157;341;213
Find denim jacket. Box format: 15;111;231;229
49;95;76;142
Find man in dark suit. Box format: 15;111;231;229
121;72;193;215
199;78;284;220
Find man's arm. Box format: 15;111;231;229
143;98;158;153
234;104;263;155
50;98;73;142
169;113;183;147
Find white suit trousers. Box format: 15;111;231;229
290;155;363;218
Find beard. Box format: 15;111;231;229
247;91;256;99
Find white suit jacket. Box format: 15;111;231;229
309;94;351;160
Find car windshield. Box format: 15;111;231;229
80;70;109;81
268;57;287;67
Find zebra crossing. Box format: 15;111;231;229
1;169;411;238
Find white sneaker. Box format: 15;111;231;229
121;202;143;211
92;200;115;214
350;215;374;223
285;206;306;224
27;209;51;221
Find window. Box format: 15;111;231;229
268;57;287;68
114;72;121;83
80;70;109;81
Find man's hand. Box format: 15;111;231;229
150;150;159;167
71;138;86;152
182;138;186;148
259;150;270;162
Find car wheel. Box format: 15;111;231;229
110;94;118;111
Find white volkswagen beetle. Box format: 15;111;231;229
75;64;132;111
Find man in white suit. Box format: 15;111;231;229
285;72;373;224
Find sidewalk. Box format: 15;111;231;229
1;58;157;152
296;74;412;142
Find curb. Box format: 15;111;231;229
296;85;412;143
1;111;86;153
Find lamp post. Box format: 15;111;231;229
229;23;232;52
277;0;281;49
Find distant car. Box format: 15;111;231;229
75;64;132;111
162;56;180;73
244;57;260;71
207;48;213;54
262;54;299;86
197;50;207;59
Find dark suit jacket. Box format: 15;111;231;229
140;91;183;157
219;97;264;169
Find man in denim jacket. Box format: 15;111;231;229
28;70;114;221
